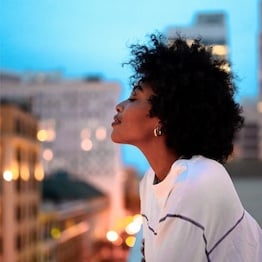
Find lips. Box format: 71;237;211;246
112;115;121;126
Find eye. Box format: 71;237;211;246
128;98;136;102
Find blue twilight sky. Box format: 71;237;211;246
0;0;260;173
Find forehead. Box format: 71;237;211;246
132;82;154;96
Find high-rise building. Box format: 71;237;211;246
234;1;262;160
168;12;228;59
0;102;44;262
234;99;260;159
258;0;262;159
0;72;125;226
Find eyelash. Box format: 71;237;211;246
128;98;136;102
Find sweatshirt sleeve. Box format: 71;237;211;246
151;214;209;262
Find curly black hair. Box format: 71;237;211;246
126;33;244;163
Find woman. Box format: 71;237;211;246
111;34;262;261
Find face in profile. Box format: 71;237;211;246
111;82;159;148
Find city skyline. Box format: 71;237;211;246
0;0;260;172
1;1;259;98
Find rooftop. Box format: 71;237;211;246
42;170;105;202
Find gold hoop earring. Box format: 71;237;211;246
154;126;162;137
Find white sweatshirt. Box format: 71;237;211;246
140;156;262;262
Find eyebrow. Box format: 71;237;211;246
133;83;144;92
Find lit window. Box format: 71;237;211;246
21;164;30;181
43;149;53;161
81;128;91;139
81;139;93;151
125;236;136;247
3;170;12;182
37;129;56;142
34;164;44;181
11;161;19;180
96;127;107;141
37;119;56;142
106;230;119;242
212;45;227;56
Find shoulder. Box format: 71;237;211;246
175;155;240;202
167;156;243;223
176;155;233;190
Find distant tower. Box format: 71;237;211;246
236;1;262;160
259;0;262;159
233;0;262;160
168;12;228;59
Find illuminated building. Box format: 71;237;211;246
259;0;262;159
168;12;228;59
234;99;260;159
234;1;262;160
39;170;110;261
0;72;125;227
0;102;44;262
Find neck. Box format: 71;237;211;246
138;138;178;182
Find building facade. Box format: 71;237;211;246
234;99;260;159
235;1;262;160
168;12;228;59
259;0;262;159
0;73;125;226
0;103;44;262
39;198;110;262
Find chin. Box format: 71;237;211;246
110;132;121;143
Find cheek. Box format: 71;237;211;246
125;113;150;131
126;111;155;135
126;106;150;122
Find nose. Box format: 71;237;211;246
115;100;125;112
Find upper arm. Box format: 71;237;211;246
149;214;209;262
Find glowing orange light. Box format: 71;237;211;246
51;227;61;239
34;164;44;181
3;170;12;182
81;139;93;151
96;127;107;141
37;129;48;141
43;149;53;161
12;161;19;180
81;128;91;139
21;164;30;181
125;236;136;247
37;129;56;142
106;230;119;242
